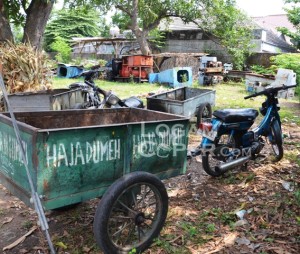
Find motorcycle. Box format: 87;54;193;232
69;69;144;109
195;84;297;177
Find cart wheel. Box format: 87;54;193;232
196;103;212;127
93;171;168;254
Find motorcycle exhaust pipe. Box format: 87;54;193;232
215;155;251;174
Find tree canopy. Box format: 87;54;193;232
44;7;104;51
0;0;54;48
91;0;253;69
1;0;254;68
278;0;300;49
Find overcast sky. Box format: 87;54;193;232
236;0;291;17
54;0;295;18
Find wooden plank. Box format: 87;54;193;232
203;67;223;73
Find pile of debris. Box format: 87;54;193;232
0;43;52;93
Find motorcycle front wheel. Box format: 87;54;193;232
268;120;283;161
202;134;241;177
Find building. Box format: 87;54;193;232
70;14;296;67
252;14;296;53
159;15;296;54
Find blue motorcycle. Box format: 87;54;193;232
197;84;297;177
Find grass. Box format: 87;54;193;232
52;76;163;98
284;150;300;166
52;77;300;124
211;82;300;124
155;207;238;253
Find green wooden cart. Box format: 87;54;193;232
0;108;189;253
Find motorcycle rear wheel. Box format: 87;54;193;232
202;134;241;177
269;120;283;161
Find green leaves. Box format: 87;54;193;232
44;7;103;50
3;0;27;26
279;1;300;49
201;1;254;70
62;0;253;63
50;36;72;63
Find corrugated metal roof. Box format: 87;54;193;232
159;17;200;31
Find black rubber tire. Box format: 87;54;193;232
202;134;241;177
93;171;168;254
196;103;212;128
269;120;283;162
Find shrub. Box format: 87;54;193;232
270;54;300;83
50;36;71;63
270;54;300;100
250;65;275;75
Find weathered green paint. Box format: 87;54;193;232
0;117;35;205
0;108;189;210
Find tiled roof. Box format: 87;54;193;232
252;14;296;33
265;29;296;51
159;15;296;52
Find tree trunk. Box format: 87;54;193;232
135;30;151;55
22;0;54;49
130;0;151;55
0;1;14;43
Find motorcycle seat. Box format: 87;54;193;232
213;108;258;123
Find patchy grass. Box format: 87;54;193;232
52;77;163;99
212;82;300;124
284;150;300;167
52;78;300;124
21;220;34;230
1;79;299;253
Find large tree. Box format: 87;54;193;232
278;0;300;49
95;0;210;55
0;0;54;48
44;7;103;50
68;0;253;68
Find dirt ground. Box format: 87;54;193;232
0;123;299;254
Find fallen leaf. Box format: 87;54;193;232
223;232;238;246
83;246;91;253
0;217;13;227
63;230;70;237
195;156;202;163
235;237;251;246
168;189;180;197
55;241;67;249
19;249;29;254
266;247;292;254
234;219;248;227
3;226;37;251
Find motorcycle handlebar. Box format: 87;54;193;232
244;84;297;99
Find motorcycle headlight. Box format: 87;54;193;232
106;94;120;105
